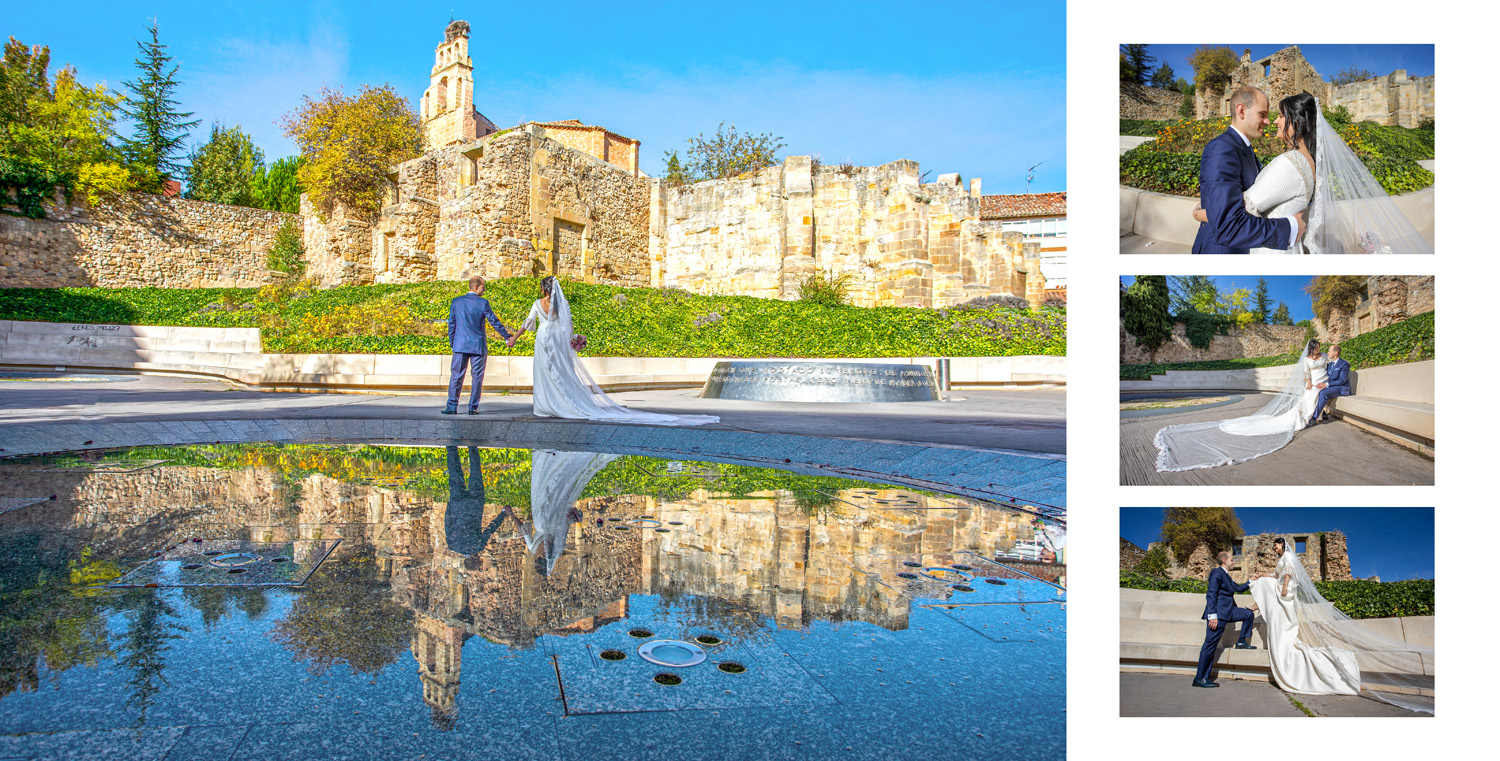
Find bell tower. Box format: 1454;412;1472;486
420;20;479;148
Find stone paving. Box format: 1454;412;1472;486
0;373;1067;510
1120;673;1432;717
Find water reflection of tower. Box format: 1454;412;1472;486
412;614;469;730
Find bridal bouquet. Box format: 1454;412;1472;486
570;334;588;352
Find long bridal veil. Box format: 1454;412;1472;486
1279;545;1434;713
522;449;618;576
542;279;718;426
1306;98;1434;254
1153;342;1313;472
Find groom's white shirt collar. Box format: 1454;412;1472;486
1229;125;1254;146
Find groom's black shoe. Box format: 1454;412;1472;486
441;408;457;415
1234;642;1257;649
1192;678;1219;688
467;409;480;415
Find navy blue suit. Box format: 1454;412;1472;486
446;292;512;412
1310;357;1352;423
444;445;506;557
1196;565;1254;681
1191;128;1293;254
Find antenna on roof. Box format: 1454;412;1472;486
1026;162;1043;194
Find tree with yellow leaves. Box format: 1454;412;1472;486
279;84;424;220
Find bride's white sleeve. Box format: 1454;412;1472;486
521;302;539;332
1243;156;1308;217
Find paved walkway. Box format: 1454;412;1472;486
0;373;1067;510
1120;673;1432;717
1120;392;1433;485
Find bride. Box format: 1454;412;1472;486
508;277;718;426
1192;93;1434;255
1154;339;1328;472
1249;537;1433;713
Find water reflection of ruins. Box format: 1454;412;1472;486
53;446;1046;725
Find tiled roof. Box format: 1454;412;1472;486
980;191;1067;220
531;120;639;144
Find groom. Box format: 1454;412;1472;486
1194;551;1263;688
444;276;513;415
1307;343;1352;426
1191;86;1304;254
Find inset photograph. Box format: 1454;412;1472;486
1118;44;1434;253
1120;507;1434;716
1120;276;1433;485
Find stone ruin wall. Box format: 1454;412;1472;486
1119;538;1147;570
1119;321;1306;364
305;128;652;289
1119;82;1183;120
0;191;294;289
1318;275;1434;343
655;157;1041;308
1145;531;1352;583
1196;46;1434;128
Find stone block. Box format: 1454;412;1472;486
372;354;444;377
1132;190;1200;246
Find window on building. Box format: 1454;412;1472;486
460;148;482;188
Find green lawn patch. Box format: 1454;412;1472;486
0;279;1065;358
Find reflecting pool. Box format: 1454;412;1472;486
0;444;1065;760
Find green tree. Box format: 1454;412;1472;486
280;84;424;219
668;121;785;184
1173;77;1192;95
662;149;687;187
1120;44;1155;86
1220;287;1257;328
269;548;412;675
1160;507;1243;561
1305;275;1367;322
264;218;306;276
1150;62;1176;89
1187;45;1239;93
1136;544;1170;577
1271;301;1293;326
1122;276;1173;362
117;21;199;189
1169;275;1218;316
1331;65;1376;86
185;122;264;206
249;154;304;213
1;38;126;213
1253;277;1272;324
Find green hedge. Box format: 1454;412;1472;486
0;280;1066;358
1119;116;1434;197
1120;571;1434;619
1121;311;1434;380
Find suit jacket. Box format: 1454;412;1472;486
448;292;511;355
1202;566;1250;621
1325;357;1351;392
1191;128;1293;254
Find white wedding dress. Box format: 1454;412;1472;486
523;280;718;426
1246;151;1316;255
521;449;617;576
1249;549;1361;696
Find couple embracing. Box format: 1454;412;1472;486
1192;539;1431;712
443;275;717;426
1191;85;1432;255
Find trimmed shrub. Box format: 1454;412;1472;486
794;269;853;307
1120;572;1434;619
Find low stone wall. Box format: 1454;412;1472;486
1120;83;1182;120
0;320;1064;391
0;192;295;288
1121;321;1305;364
1119;185;1436;249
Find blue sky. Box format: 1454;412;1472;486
1133;44;1434;88
1121;508;1435;581
8;1;1066;193
1120;276;1316;322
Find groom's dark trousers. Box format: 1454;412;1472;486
1310;357;1352;422
1196;566;1254;681
446;292;511;413
1191;128;1294;254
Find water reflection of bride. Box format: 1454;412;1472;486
521;449;618;576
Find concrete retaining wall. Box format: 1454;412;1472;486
0;320;1065;391
1119;186;1436;248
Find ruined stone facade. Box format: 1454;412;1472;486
0;191;294;288
1119;321;1305;364
1144;531;1353;584
1318;275;1435;344
1119;537;1147;571
1197;46;1435;128
1119;82;1184;120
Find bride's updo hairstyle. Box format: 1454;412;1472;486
1305;339;1320;355
540;276;556;297
1279;93;1319;158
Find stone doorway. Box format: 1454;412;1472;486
552;218;583;276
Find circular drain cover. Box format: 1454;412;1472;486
902;561;923;568
625;519;662;528
896;572;918;579
920;566;974;583
951;564;973;571
951;584;975;592
985;578;1008;586
638;640;707;668
208;552;261;568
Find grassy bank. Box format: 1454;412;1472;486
0;279;1065;357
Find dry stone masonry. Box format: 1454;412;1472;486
1141;531;1353;583
1119;322;1305;364
1196;46;1434;128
